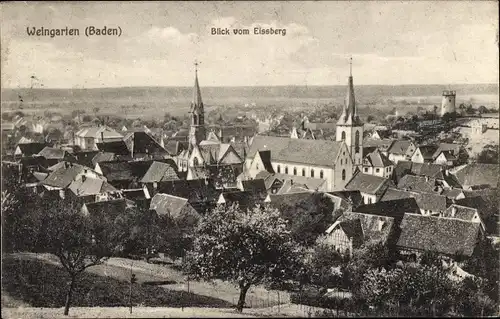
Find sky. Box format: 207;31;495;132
1;1;498;88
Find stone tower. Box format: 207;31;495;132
336;58;364;168
440;90;456;117
189;63;206;147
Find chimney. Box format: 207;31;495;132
101;131;104;143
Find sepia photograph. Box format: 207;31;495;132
1;1;499;318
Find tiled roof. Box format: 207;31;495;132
268;172;327;193
441;188;464;199
150;193;192;219
37;146;68;159
123;131;168;155
69;177;117;196
397;175;436;193
218;190;268;207
416;145;439;160
432;143;462;159
17;143;50;156
42;164;88;188
96;140;130;155
92;152;116;166
97;160;152;182
443;204;478;221
387;140;412;155
153;179;219;203
354;197;419;219
339;218;364;244
362;138;394;151
397;214;480;256
328;190;364;208
76;126;123;139
332;211;395;245
241;179;267;195
452;163;499;188
73;151;100;168
141;161;179;183
247;135;343;168
380;188;448;212
269;191;318;209
363;149;393;167
393;161;445;183
344;172;391;195
257;150;275;173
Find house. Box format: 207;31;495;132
37;146;75;165
387;140;416;164
362;138;394;156
451;163;499;190
361;149;394;178
432;143;468;167
255;171;328;194
140;161;179;184
322;218;364;256
456;194;499;236
143;179;219;213
371;129;391;140
237;179;267;196
14;142;50;158
397;175;437;193
150;193;200;227
206;125;257;143
68;175;119;203
91;152;117;166
246;135;354;192
72;150;100;168
75;125;123;150
344;172;393;204
393;161;446;184
41;162;102;191
396;214;481;258
442;204;483;227
381;188;449;216
410;145;439;163
122;131;169;159
216;190;271;209
95;160;153;189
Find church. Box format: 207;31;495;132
176;64;245;188
243;60;364;192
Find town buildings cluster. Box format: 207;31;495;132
1;62;499;278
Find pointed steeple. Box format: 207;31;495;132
338;56;360;126
192;61;203;111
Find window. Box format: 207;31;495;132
355;130;360;153
320;170;324;179
285;166;289;174
277;165;281;173
376;168;380;173
256;163;259;170
341;131;346;140
342;169;346;181
293;167;297;175
302;168;305;176
193;114;198;125
311;169;315;178
193;157;199;166
364;167;368;173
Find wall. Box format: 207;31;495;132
388;153;408;164
323;228;353;256
411;149;425;163
361;192;378;204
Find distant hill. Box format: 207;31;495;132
1;84;498;104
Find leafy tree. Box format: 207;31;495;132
478;105;488;114
185;203;303;312
38;198;125;315
279;192;335;247
466;104;475;115
306;242;345;288
476;144;499;164
366;115;374;123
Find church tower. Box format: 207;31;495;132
189;62;206;147
336;57;364;168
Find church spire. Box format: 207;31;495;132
338;56;360;125
192;61;203;109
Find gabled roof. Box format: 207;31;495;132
432;143;462;159
241;179;267;195
441;188;465;199
73;150;100;168
256;150;275;173
354;197;419;220
338;218;364;243
141;161;179;183
37;146;69;160
16;143;50;156
396;214;480;256
262;172;327;194
363;138;394;151
76;125;123;139
152;179;219;203
197;143;242;165
83;199;126;219
92;152;117;166
443;204;478;221
397;175;436;193
19;155;49;168
247;135;344;168
452;163;499;188
96;140;130;155
363;149;393;167
218;190;268;207
328;190;364;208
123;131;168;156
415;145;439;160
269;191;316;209
344;172;391;195
68;177;117;196
150;193;193;219
97;160;152;182
329;211;395;245
42;164;88;188
381;188;448;212
393;161;445;183
387;140;413;155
